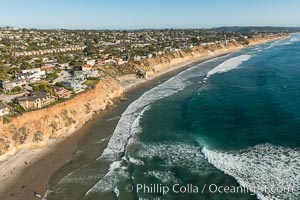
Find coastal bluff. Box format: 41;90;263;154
0;76;124;156
0;34;288;158
139;35;286;77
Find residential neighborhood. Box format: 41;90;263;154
0;27;287;119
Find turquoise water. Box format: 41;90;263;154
45;35;300;200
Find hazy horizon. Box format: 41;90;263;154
1;26;300;31
1;0;300;29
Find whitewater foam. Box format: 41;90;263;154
128;156;144;165
269;36;300;47
201;144;300;200
99;76;191;161
137;142;212;175
144;170;177;183
85;160;129;194
206;55;251;77
290;37;300;42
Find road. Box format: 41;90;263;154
0;92;28;103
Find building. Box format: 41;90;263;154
104;59;116;64
81;64;97;71
61;81;85;94
41;66;54;73
12;45;86;57
73;71;86;81
54;86;72;99
0;104;10;117
0;79;27;92
84;70;99;78
86;60;96;65
15;91;56;110
17;68;46;83
15;72;34;80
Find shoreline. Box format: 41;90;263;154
0;36;288;200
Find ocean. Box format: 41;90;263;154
45;34;300;200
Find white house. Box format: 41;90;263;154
62;81;86;94
18;68;46;82
86;60;96;65
0;79;27;91
0;104;10;117
104;59;116;64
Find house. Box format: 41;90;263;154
54;86;72;99
16;68;46;83
116;58;128;65
86;60;96;65
97;59;106;65
73;71;86;81
0;104;10;117
60;63;70;69
61;81;85;94
104;59;116;64
84;70;99;78
15;72;34;80
41;66;54;73
0;79;27;92
15;91;56;110
81;64;97;71
133;55;141;61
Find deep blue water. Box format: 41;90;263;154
45;35;300;200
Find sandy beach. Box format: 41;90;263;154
0;38;284;200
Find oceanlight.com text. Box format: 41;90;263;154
124;183;296;196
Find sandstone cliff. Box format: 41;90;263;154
139;35;286;76
0;76;124;156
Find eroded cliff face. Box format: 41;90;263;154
0;76;124;156
0;35;288;157
139;35;287;76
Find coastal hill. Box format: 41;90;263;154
210;26;300;33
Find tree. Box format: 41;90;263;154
0;38;11;46
34;59;44;68
11;86;22;93
32;85;40;91
191;37;199;44
0;65;9;80
20;62;32;70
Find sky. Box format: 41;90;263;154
0;0;300;29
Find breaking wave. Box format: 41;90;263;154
201;144;300;200
269;36;300;47
206;55;251;77
100;76;191;161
